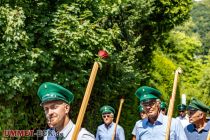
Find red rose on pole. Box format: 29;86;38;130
98;50;109;59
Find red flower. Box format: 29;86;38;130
98;50;109;59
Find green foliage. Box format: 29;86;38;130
153;0;192;31
190;0;210;55
0;0;195;139
159;19;208;109
149;51;176;101
197;56;210;106
0;4;46;131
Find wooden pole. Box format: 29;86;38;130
71;62;99;140
165;68;182;140
207;131;210;140
112;98;125;140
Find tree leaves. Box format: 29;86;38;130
0;0;200;139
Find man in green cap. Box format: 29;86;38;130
184;98;210;140
134;86;187;140
176;104;189;128
160;101;167;115
37;82;95;140
96;105;125;140
131;105;147;140
138;105;148;120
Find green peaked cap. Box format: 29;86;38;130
138;105;144;113
135;86;162;102
100;105;115;114
160;102;167;109
188;98;210;113
37;82;74;104
177;104;186;111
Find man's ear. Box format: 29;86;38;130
111;113;114;118
199;112;204;118
65;104;70;114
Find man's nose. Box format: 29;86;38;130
48;109;54;115
145;105;151;109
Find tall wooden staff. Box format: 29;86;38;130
112;98;125;140
72;50;108;140
165;67;182;140
207;131;210;140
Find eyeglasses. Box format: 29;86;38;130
141;100;156;107
102;114;112;118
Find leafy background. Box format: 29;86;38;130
0;0;209;139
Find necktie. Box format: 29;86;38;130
56;133;64;140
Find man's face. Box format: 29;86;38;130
102;113;114;125
161;108;167;115
188;109;203;124
43;100;70;128
178;110;186;118
141;99;160;119
140;111;147;119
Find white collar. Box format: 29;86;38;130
60;120;74;138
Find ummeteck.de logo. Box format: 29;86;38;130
2;129;63;137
